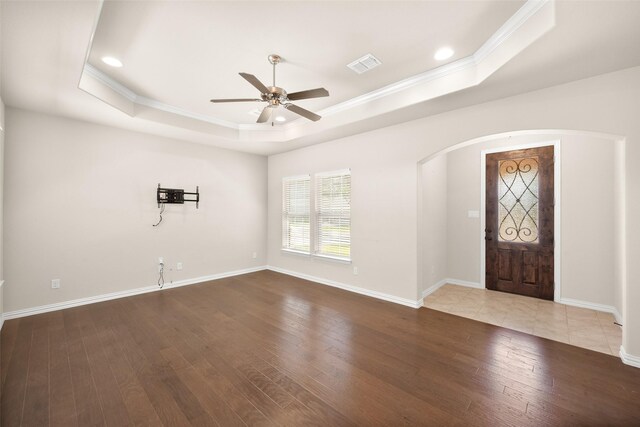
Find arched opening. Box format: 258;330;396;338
417;130;625;357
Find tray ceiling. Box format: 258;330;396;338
87;0;524;125
4;1;640;155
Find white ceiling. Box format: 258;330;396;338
88;0;523;124
2;1;640;155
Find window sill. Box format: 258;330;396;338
281;249;351;264
281;248;311;257
312;254;352;264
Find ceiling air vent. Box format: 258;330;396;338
347;53;382;74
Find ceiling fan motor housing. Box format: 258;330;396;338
264;86;287;106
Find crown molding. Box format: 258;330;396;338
474;0;551;62
78;0;555;142
319;56;477;118
320;0;552;119
135;95;240;129
83;63;137;102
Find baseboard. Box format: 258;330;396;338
421;278;482;302
620;346;640;368
0;280;4;331
559;297;623;325
2;266;268;320
445;278;484;289
421;278;448;299
267;266;422;309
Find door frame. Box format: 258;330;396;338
480;140;562;302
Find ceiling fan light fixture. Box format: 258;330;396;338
101;56;123;68
275;116;286;122
434;47;454;61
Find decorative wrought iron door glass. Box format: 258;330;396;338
498;157;539;243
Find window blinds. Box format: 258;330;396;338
282;175;311;253
315;170;351;260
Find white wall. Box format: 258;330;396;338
268;130;420;303
3;109;267;312
420;155;448;295
268;66;640;359
614;140;626;326
441;134;618;311
446;144;490;284
562;135;617;306
0;96;5;324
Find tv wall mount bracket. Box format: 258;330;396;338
156;183;199;208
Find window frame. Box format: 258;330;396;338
281;169;352;263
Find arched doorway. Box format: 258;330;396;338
417;130;625;358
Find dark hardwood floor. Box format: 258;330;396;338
2;270;640;426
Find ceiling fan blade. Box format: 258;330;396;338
239;72;270;94
285;103;321;121
210;98;263;103
287;88;329;101
256;106;274;123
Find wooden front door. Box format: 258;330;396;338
485;146;554;300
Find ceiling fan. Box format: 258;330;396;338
210;54;329;123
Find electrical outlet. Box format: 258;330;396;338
177;262;183;270
252;252;257;259
51;279;61;289
353;266;359;275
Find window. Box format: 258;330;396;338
282;170;352;262
282;175;311;253
315;170;351;260
498;157;539;243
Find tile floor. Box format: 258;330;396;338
423;284;622;356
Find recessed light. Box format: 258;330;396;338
434;47;454;61
101;56;123;68
275;116;286;122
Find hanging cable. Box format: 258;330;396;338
158;261;165;289
153;203;165;227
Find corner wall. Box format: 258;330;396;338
420;155;448;296
3;109;268;313
0;96;4;326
